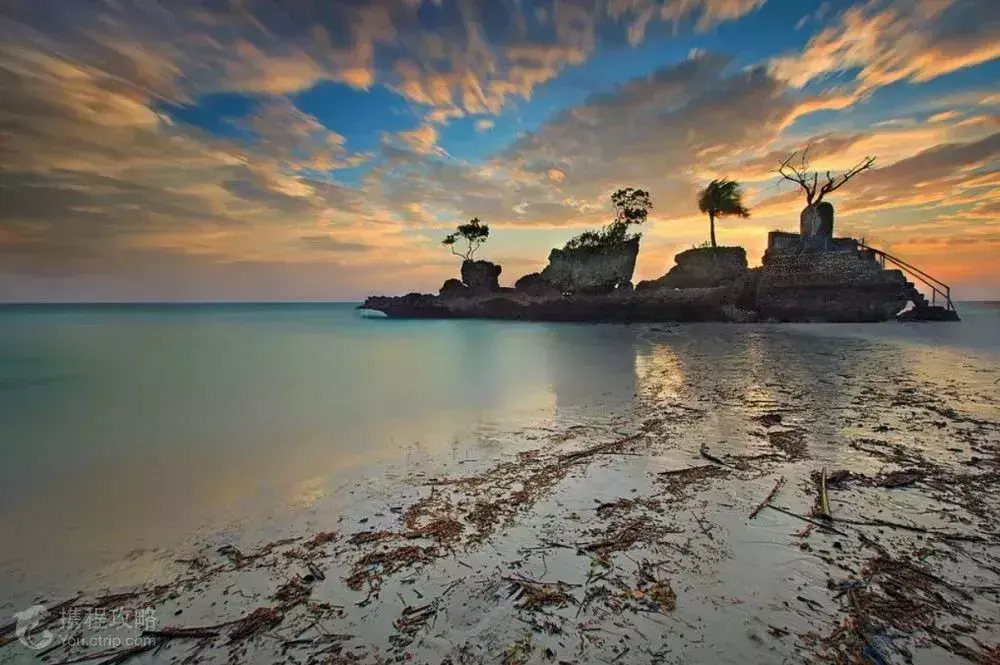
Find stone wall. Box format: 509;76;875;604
756;250;920;322
766;232;860;259
637;246;748;291
540;237;639;293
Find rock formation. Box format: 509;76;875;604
514;272;561;297
362;227;958;323
439;278;468;298
540;237;639;293
461;260;501;291
637;247;748;291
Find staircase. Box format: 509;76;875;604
858;240;959;321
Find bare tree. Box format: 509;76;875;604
778;146;876;206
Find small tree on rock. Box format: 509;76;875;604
565;187;652;250
442;217;490;261
697;179;750;248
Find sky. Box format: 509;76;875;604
0;0;997;302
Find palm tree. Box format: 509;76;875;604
697;179;750;248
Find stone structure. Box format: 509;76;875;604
766;231;858;255
637;246;748;291
799;202;836;251
757;242;921;322
461;260;501;291
540;237;639;293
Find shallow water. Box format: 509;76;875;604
1;302;998;662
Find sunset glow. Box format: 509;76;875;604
1;0;997;301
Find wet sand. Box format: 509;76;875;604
3;324;999;664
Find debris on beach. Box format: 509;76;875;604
4;344;998;665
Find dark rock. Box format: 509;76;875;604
360;235;959;324
359;279;753;323
540;237;639;294
439;278;469;298
514;272;561;298
461;260;501;291
637;246;748;291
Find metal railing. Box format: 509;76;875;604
858;240;956;312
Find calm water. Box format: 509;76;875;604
1;301;998;609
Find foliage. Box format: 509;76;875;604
563;187;652;251
442;217;490;261
778;146;876;206
697;178;750;248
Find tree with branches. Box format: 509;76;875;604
778;147;876;206
565;187;652;250
442;217;490;261
697;179;750;248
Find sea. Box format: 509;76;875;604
1;301;998;612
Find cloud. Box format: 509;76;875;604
2;0;999;299
297;235;372;253
396;124;441;155
771;0;1000;98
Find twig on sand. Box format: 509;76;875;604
699;443;732;468
831;516;987;542
817;468;832;520
749;476;785;519
48;639;164;665
766;505;850;536
142;628;219;639
559;433;645;464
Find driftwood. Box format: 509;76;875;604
559;433;645;464
749;477;785;519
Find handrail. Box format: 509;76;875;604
858;240;956;312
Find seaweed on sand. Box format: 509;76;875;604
344;545;437;592
818;554;993;665
657;464;729;497
504;577;579;611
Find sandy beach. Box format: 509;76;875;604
3;317;998;665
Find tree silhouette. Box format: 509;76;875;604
778;147;876;206
565;187;652;250
442;217;490;261
697;179;750;248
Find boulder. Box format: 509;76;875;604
439;278;469;298
461;260;501;291
540;237;639;294
514;272;561;298
637;246;748;291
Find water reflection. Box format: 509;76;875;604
544;325;640;417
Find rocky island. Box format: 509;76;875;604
362;206;958;323
363;173;959;323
